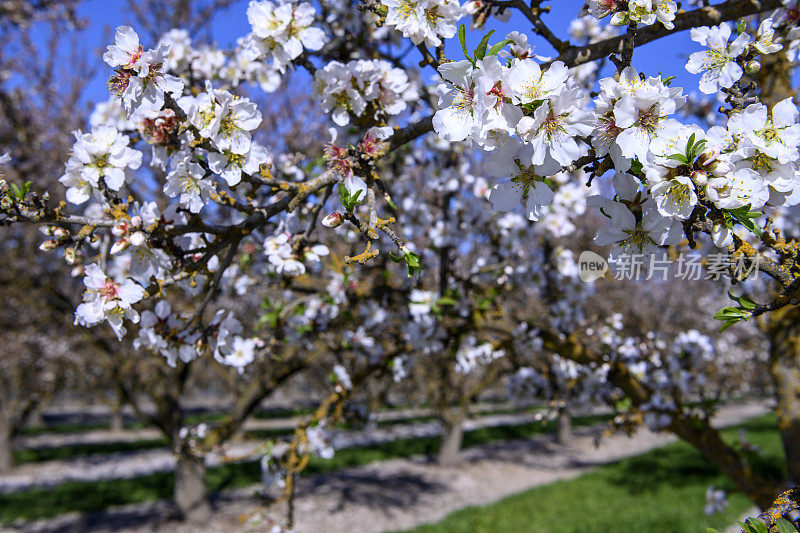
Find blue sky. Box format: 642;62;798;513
62;0;702;106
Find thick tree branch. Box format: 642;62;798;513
553;0;785;68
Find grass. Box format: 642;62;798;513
13;405;549;465
0;413;610;523
406;415;785;533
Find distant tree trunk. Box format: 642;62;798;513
174;451;212;523
27;410;44;429
768;306;800;483
437;409;466;466
556;403;572;444
109;405;124;432
0;418;14;473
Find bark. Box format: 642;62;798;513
556;404;572;445
174;452;212;523
437;413;465;466
670;414;779;509
767;306;800;484
0;418;13;473
109;406;124;432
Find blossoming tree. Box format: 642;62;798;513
2;0;800;529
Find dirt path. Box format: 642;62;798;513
12;401;771;533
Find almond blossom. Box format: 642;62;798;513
59;125;142;205
74;263;145;339
685;23;750;94
104;26;184;116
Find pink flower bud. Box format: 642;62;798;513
40;225;56;236
112;221;129;238
322;212;344;228
64;247;76;264
130;215;143;228
53;227;69;240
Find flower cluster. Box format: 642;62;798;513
74;264;145;339
381;0;464;47
59;125;142;205
242;0;326;91
103;26;184;116
433;53;591;220
312;59;418;126
589;0;677;29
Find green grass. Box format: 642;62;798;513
14;406;551;465
0;413;610;523
13;439;169;463
406;415;785;533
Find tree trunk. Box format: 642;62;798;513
556;403;572;444
767;306;800;483
27;410;44;429
174;452;212;523
109;406;124;432
437;414;465;466
0;418;13;474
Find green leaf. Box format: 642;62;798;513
403;250;423;278
474;29;495;60
487;38;515;56
728;204;763;238
719;319;739;332
338;185;364;212
706;528;720;533
776;518;799;533
738;294;757;310
686;133;696;157
615;397;632;413
629;159;644;177
667;154;689;165
751;519;769;533
737;19;748;35
739;518;768;533
436;296;457;306
458;24;472;63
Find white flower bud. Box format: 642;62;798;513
53;227;69;240
696;147;720;168
129;231;146;247
39;239;60;252
322;212;344;228
745;60;761;74
64;247;77;264
110;238;130;255
130;215;143;227
691;170;708;187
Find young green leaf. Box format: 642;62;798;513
458;24;472;63
474;29;495;60
776;518;799;533
487;38;515;56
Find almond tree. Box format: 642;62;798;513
2;0;800;528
